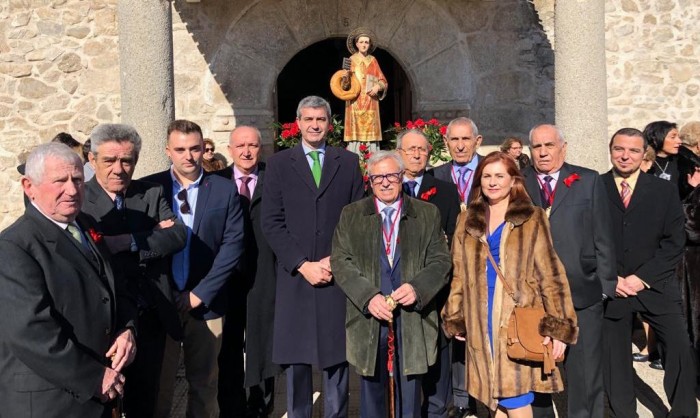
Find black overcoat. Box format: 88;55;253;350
261;145;364;368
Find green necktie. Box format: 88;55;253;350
66;223;82;245
309;151;322;187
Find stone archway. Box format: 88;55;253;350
200;0;475;153
275;37;413;138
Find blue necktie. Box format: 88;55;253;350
403;180;417;197
382;206;396;262
114;193;124;211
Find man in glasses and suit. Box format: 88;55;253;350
82;123;187;417
0;143;137;418
331;150;451;417
142;119;245;418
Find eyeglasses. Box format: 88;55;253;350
369;171;403;185
177;189;191;214
399;146;430;155
204;148;214;152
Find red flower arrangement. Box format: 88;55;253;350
563;173;581;188
359;143;372;189
386;118;449;164
420;187;437;201
87;228;103;244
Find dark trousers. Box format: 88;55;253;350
603;298;697;418
123;308;167;418
532;301;605;418
218;297;246;416
421;337;452;418
285;362;349;418
361;325;421;418
450;340;476;411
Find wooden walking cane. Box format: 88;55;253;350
385;295;398;418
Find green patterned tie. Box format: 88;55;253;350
66;223;82;245
309;151;322;187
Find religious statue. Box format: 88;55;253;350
331;27;388;154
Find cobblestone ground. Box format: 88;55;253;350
169;323;700;417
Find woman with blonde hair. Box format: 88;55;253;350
442;151;578;417
500;137;530;170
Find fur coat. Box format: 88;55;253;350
442;196;578;411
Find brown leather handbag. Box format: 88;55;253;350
484;244;564;375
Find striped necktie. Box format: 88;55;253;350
620;180;631;208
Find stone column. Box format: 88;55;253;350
118;0;174;177
554;0;608;172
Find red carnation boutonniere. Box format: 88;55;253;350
420;187;437;201
87;228;103;244
563;173;581;188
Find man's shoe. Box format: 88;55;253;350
649;359;664;370
448;406;474;418
632;352;649;362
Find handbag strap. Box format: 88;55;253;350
481;240;518;303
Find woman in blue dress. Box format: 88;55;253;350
443;152;578;417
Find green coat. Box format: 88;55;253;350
331;196;451;376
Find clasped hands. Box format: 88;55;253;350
298;256;333;286
98;328;136;402
367;284;417;321
615;274;646;298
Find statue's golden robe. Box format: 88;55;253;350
344;53;387;142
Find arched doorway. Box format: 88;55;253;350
276;38;412;143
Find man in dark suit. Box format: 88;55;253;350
82;123;187;417
522;124;616;418
142;120;244;418
602;127;696;417
431;117;483;208
395;129;460;417
216;125;282;417
331;150;451;417
429;116;482;417
262;96;365;418
0;143;137;417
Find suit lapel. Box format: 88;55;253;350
76;214;113;292
26;207;104;284
290;145;319;193
318;147;340;195
417;174;435;200
625;172;650;213
602;171;625;212
522;167;543;207
251;165;264;206
192;174;211;234
549;164;571;216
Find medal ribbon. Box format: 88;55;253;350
375;198;402;258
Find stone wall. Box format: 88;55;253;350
532;0;700;135
1;0;699;230
0;0;121;229
604;0;700;131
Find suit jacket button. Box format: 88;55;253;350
102;297;110;304
105;328;111;336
